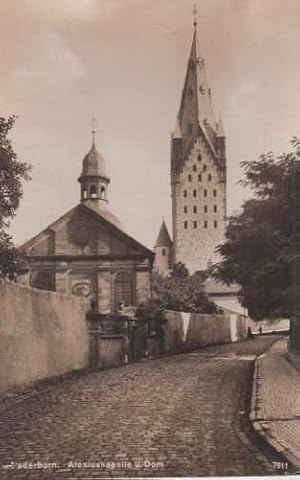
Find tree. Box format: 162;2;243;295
170;261;189;278
139;266;218;318
213;138;300;353
0;116;31;279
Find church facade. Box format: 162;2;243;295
154;20;227;276
18;139;154;313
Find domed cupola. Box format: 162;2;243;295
78;133;110;208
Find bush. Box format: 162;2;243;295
138;266;218;317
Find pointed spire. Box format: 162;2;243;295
176;18;217;150
155;220;172;248
172;118;182;139
217;112;225;137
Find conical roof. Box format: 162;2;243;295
79;142;109;179
173;118;182;139
155;220;172;248
217;112;225;137
176;27;218;150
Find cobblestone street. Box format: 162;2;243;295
0;335;283;478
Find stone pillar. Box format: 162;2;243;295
55;270;70;294
98;271;112;314
136;271;151;305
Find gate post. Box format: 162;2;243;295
86;311;102;369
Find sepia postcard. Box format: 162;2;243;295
0;1;299;479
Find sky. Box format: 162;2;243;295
1;0;300;249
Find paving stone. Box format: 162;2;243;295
0;336;282;478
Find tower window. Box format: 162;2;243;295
204;205;208;213
208;173;212;181
193;164;197;172
214;220;218;228
188;174;192;182
193;221;197;229
204;189;207;197
184;205;188;213
162;248;166;257
198;153;202;161
213;189;217;197
203;164;207;172
184;221;188;229
204;220;208;229
100;186;106;199
183;190;187;198
193;189;197;198
90;185;97;198
83;189;87;199
198;174;202;182
214;205;217;213
193;205;197;213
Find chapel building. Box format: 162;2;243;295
18;136;154;313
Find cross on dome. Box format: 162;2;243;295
91;116;96;146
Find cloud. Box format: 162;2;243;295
22;0;98;21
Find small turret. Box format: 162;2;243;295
154;220;173;276
78;131;110;209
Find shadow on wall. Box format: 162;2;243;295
163;310;248;354
0;279;89;392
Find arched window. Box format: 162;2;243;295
208;173;212;181
193;221;197;228
204;189;207;197
204;220;208;229
198;153;202;161
203;164;207;172
193;189;197;198
114;272;133;310
193;164;197;172
30;271;55;291
193;205;197;213
184;221;188;229
213;189;217;197
188;174;192;182
162;248;166;257
204;205;208;213
214;220;218;228
214;204;217;213
100;186;106;199
90;185;97;198
83;189;87;199
184;205;188;213
183;190;187;198
198;174;202;182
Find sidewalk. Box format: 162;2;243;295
250;337;300;470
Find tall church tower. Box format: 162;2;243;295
171;18;226;274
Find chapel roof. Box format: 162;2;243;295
19;202;153;258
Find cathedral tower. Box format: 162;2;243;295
78;131;110;209
171;20;226;274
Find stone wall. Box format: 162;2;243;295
163;310;248;354
0;279;89;392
